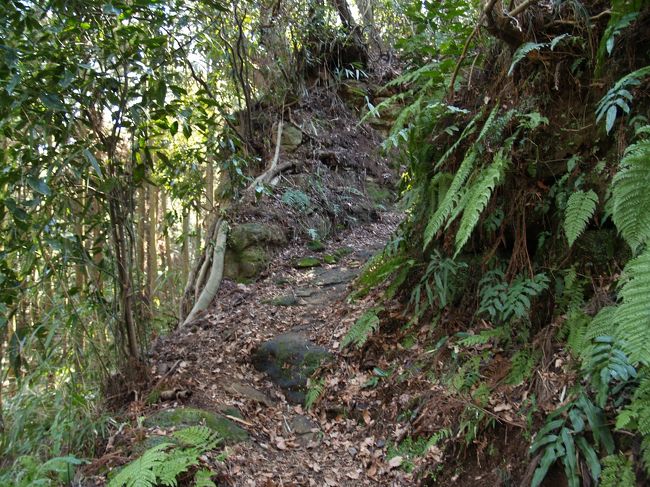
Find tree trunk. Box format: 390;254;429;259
147;183;158;300
137;185;146;282
108;195;139;359
161;190;171;273
180;218;228;328
182;209;190;280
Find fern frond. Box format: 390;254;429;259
584;306;617;341
194;469;217;487
108;444;171;487
341;308;382;349
305;377;325;410
564;190;598;247
454;149;509;256
600;454;636;487
157;448;202;487
614;248;650;365
611;136;650;252
423;149;477;248
172;426;220;450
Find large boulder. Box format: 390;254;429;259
224;222;287;280
251;332;332;404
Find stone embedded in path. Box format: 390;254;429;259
143;407;248;443
251;332;331;404
313;267;359;287
225;381;275;406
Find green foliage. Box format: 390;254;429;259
108;427;220;487
506;349;540;386
611;247;650;365
600;454;636;487
352;245;413;299
477;270;550;324
454;148;510;255
530;394;614;487
611;128;650;252
581;336;637;407
305;377;325;410
408;251;467;320
386;430;451;473
596;67;650;133
341;307;383;349
564;190;598;247
597;0;648;69
508;34;570;76
1;454;85;487
282;189;311;212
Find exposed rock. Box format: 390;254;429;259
294;257;321;268
265;294;300;307
225;222;287;280
281;125;303;151
143;407;248;443
287;415;320;446
225;381;275;406
251;332;331;404
313;267;358;286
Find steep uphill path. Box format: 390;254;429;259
143;211;408;486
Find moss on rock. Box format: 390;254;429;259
251;333;331;404
143;407;248;444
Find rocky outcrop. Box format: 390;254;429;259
224;222;287;281
251;332;331;404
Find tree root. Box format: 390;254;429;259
179;218;228;328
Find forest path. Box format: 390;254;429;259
149;211;403;486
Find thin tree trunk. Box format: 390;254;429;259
147;184;158;299
181;219;228;328
206;161;214;211
108;195;139;359
182;210;190;280
161;190;171;273
137;185;146;281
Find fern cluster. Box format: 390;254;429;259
108;426;220;487
340;307;382;349
477;270;549;324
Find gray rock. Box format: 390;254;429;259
251;333;331;404
314;267;359;287
281;125;303;151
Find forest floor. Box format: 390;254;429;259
99;210;430;486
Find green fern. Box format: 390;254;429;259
581;336;637;407
423;149;477;248
454;149;510;255
108;427;220;487
194;469;217;487
341;307;383;349
600;454;636;487
305;377;325;410
614;247;650;365
108;443;171;487
508;34;570;76
506;348;540;386
596;66;650;133
172;426;220;450
564;190;598;247
611;133;650;252
478;271;550;324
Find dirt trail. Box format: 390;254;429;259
149;212;407;486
